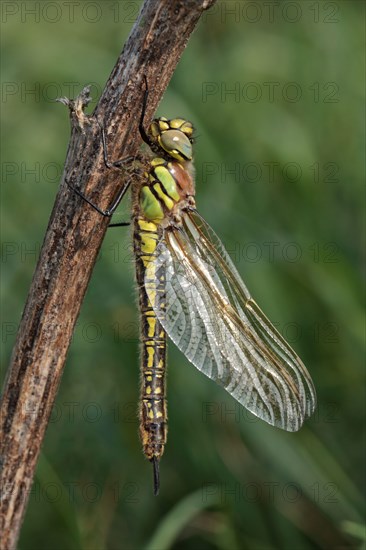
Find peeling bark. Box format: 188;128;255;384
0;0;217;547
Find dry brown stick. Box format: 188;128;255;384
0;0;216;546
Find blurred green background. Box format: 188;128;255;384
1;1;365;548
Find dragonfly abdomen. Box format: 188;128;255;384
134;219;167;474
132;149;194;494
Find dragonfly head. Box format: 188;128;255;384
149;117;194;162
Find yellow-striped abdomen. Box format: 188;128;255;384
134;218;167;473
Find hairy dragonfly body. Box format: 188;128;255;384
68;80;316;495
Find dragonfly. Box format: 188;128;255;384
68;77;316;495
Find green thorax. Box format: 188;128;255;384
139;117;196;223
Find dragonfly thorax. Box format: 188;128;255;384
139;157;196;226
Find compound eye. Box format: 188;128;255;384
159;129;192;161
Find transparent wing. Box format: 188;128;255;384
145;210;316;431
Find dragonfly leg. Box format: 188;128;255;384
66;76;150;222
66;116;137;219
139;75;154;149
66;177;131;218
100;75;153;163
108;220;130;228
99;123;136;169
